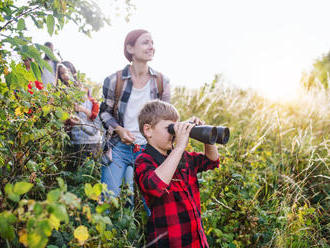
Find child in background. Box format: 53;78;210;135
66;83;102;171
56;63;102;171
135;100;220;247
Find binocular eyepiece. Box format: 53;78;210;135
167;123;230;145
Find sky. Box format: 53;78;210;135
31;0;330;100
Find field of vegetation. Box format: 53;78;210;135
1;1;329;247
0;76;329;247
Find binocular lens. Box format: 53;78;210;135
216;126;230;144
167;124;230;145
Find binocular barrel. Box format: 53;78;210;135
167;124;230;145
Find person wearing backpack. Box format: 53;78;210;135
99;29;170;208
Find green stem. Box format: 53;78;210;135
6;239;11;248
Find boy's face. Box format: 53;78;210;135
146;119;176;155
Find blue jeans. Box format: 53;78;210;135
101;141;150;214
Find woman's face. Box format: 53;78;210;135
129;32;155;62
59;66;70;83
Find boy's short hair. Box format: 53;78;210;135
139;100;180;137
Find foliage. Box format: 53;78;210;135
1;1;329;247
301;50;330;90
0;1;141;247
172;79;329;247
0;0;133;77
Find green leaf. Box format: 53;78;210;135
31;15;43;29
46;15;55;36
42;105;52;116
13;182;33;195
34;203;43;216
93;183;103;197
17;18;26;30
74;225;89;245
96;203;110;214
0;211;17;225
26;45;42;63
0;218;16;240
55;108;69;121
62;192;81;209
39;59;52;73
52;204;68;223
28;231;48;248
31;61;41;82
4;183;13;195
84;183;93;198
0;212;17;241
37;220;52;237
85;183;102;201
47;189;61;203
5;183;20;202
35;44;57;61
56;177;67;192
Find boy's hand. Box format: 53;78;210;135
115;126;135;145
185;116;205;125
174;122;195;150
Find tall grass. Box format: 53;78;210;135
172;81;329;247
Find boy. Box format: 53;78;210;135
135;100;219;247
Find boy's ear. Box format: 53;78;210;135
143;124;152;139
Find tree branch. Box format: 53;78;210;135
0;6;40;32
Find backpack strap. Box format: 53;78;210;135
113;70;124;119
155;72;163;99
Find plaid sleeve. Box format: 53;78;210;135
188;151;220;174
99;74;120;130
135;153;169;198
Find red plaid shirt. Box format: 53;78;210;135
135;144;219;247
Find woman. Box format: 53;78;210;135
57;63;102;171
55;63;76;86
99;29;170;207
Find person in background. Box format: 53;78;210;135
99;29;170;207
56;62;102;171
62;60;78;82
65;83;102;171
55;63;74;86
41;42;58;86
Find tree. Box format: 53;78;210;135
0;2;140;247
0;0;133;80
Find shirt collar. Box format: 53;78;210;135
144;144;186;170
144;144;168;166
122;64;158;80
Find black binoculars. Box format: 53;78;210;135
167;124;230;145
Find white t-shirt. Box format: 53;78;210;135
123;81;151;145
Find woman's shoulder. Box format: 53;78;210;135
103;65;130;86
149;67;170;84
